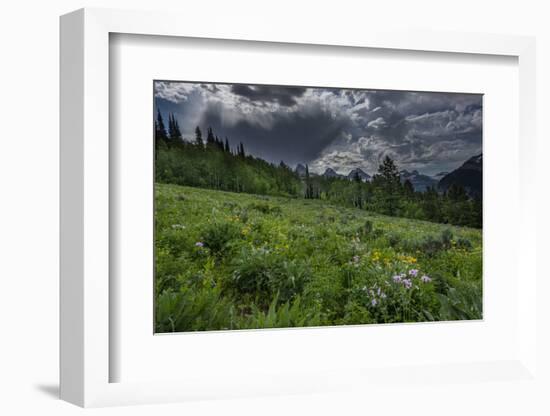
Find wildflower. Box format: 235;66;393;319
352;255;360;263
402;278;413;289
409;269;419;277
380;292;387;299
195;242;204;247
392;274;402;283
171;224;185;230
421;275;432;283
371;298;378;307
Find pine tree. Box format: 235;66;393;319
423;186;442;222
167;114;182;141
305;164;314;199
215;135;224;151
206;127;216;147
374;155;402;216
378;155;401;184
168;114;174;141
238;142;246;157
447;183;468;202
155;109;167;141
403;179;414;195
173;116;182;141
224;138;230;153
194;126;203;147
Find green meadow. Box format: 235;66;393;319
155;183;482;332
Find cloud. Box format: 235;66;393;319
154;81;199;103
230;84;306;106
154;81;482;176
367;117;387;129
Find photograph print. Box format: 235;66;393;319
154;80;482;333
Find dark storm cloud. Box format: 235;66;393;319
197;98;348;166
230;84;307;107
154;81;482;176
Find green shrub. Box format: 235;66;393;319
357;220;374;238
240;294;321;329
387;232;401;248
402;229;454;257
230;248;310;305
371;228;384;239
437;286;482;321
200;220;241;254
455;237;473;250
247;202;282;215
155;286;233;332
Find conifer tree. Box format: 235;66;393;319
194;126;203;147
374;155;402;215
155;109;167;141
238;142;246;157
173;116;182;141
167;114;182;141
305;164;314;199
403;179;414;195
206;127;216;147
352;170;363;208
168;114;174;141
215;135;224;151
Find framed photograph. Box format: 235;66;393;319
60;8;539;408
152;80;483;334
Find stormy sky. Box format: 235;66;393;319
154;81;482;176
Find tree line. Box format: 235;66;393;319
155;110;481;228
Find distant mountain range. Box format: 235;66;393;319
347;168;371;182
295;164;372;182
295;153;482;197
432;171;449;181
399;170;438;192
438;154;482;197
322;167;341;178
318;167;371;182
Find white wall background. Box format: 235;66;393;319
0;1;548;415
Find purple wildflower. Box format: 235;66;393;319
392;274;402;283
421;275;432;283
409;269;419;277
371;298;378;307
195;241;204;247
402;278;413;289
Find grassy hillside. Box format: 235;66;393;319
155;183;482;332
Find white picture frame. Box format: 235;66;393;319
60;7;538;408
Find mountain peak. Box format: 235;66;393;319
438;153;482;197
460;153;482;172
295;163;307;176
399;169;437;192
347;168;371;182
323;167;341;178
